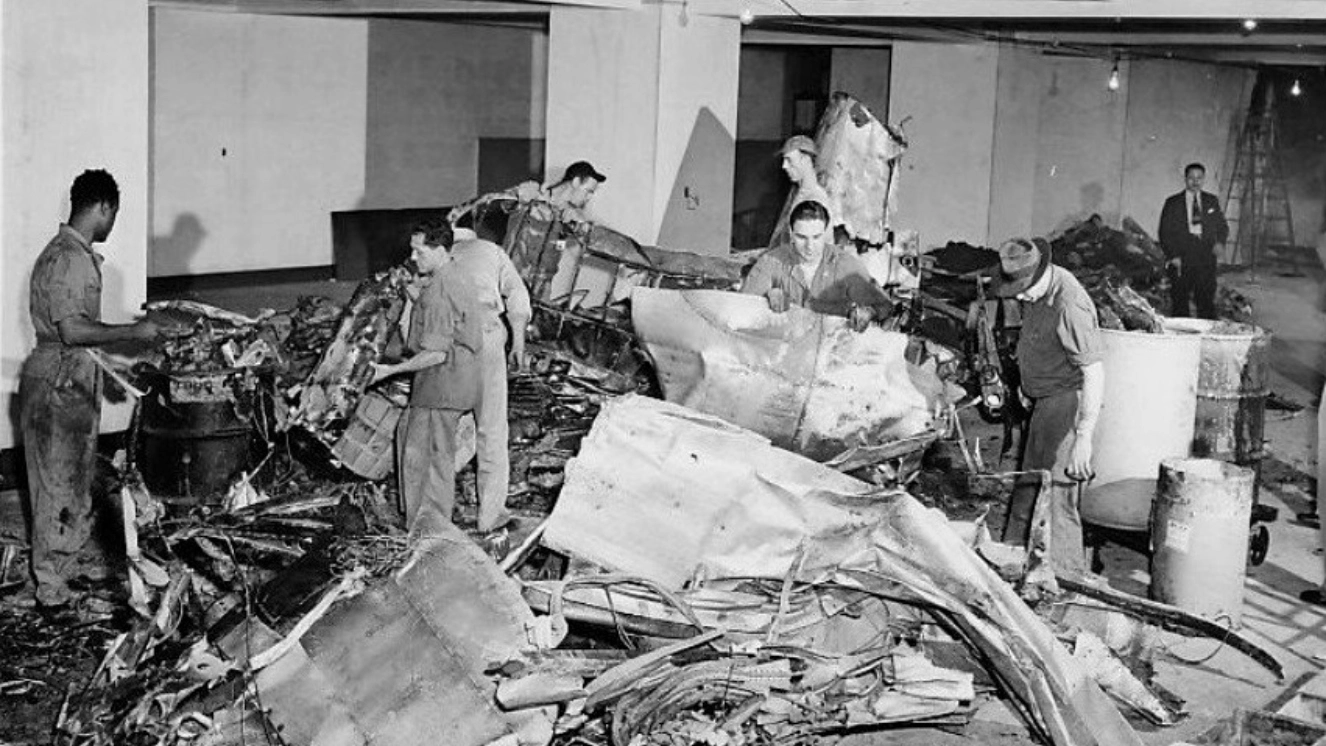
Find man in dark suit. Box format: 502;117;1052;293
1158;162;1229;319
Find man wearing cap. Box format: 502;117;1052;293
998;237;1103;577
769;135;835;248
509;160;606;227
1158;162;1228;319
742;200;889;330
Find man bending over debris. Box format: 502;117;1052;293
21;169;164;609
372;219;532;535
741;199;890;331
506;160;606;227
997;237;1104;577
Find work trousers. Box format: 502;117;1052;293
1019;388;1090;577
396;334;510;535
19;372;100;606
1171;253;1217;320
1317;380;1326;591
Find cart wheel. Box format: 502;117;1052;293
1248;524;1270;567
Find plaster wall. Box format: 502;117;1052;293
830;47;891;122
151;9;367;277
654;15;739;251
2;0;150;448
547;7;663;242
1030;57;1130;236
1120;59;1254;247
363;20;546;209
987;45;1044;245
547;7;737;249
889;42;999;249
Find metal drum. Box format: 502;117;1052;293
1164;318;1269;473
139;370;257;505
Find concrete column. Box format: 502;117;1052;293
1;0;151;446
546;7;739;252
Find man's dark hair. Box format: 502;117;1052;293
561;160;606;185
70;169;119;215
789;199;830;227
411;218;453;249
1184;162;1206;176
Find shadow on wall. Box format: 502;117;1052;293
657;107;736;253
1049;182;1110;237
149;213;208;276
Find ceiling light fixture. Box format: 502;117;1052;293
739;5;754;24
1242;18;1258;32
1292;78;1303;97
1107;61;1120;91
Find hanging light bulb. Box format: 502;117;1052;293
1242;18;1258;32
1292;78;1303;96
1107;62;1120;91
739;5;754;24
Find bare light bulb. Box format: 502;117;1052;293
1242;18;1258;32
1292;79;1303;96
739;6;754;24
1107;64;1120;91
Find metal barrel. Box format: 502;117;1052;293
1081;327;1201;531
1150;457;1255;625
139;370;256;504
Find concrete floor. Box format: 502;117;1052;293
4;261;1326;742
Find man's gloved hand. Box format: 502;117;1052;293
848;304;874;333
766;288;790;313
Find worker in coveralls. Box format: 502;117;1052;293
508;160;606;227
21;169;163;609
769;135;836;248
741;200;889;331
997;237;1104;577
372;218;532;536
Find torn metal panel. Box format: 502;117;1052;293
631;288;958;461
542;394;1143;746
256;521;553;746
770;91;907;247
289;266;412;438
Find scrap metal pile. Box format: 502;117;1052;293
31;395;1288;746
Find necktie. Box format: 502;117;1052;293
1191;193;1201;225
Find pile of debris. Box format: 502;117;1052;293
31;395;1287;746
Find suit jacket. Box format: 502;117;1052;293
1158;190;1229;264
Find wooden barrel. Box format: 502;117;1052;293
1150;458;1254;625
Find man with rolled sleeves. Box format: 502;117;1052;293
741;200;890;330
21;169;162;608
373;218;531;535
997;237;1104;577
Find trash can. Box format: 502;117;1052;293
1150;457;1254;625
1080;328;1201;531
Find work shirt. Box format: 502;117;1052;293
23;225;103;400
509;180;591;225
1015;265;1103;399
740;244;890;318
406;238;531;409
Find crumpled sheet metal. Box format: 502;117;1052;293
815;91;907;245
632;288;950;461
542;395;1143;746
256;521;553;746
